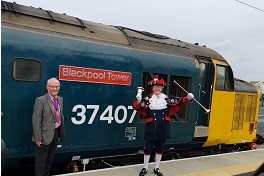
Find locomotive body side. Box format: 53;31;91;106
1;3;200;168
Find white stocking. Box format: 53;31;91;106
144;155;150;170
155;153;162;169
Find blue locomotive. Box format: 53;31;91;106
1;1;261;172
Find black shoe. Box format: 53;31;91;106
154;168;163;176
139;168;148;176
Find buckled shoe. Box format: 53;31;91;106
139;168;148;176
154;168;163;176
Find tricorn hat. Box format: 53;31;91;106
148;75;166;87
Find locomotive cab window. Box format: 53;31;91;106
215;65;232;91
12;58;42;82
199;63;206;87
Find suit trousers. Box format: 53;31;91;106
35;128;59;176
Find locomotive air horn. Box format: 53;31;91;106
173;80;210;114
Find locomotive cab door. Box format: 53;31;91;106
196;56;215;126
203;58;236;146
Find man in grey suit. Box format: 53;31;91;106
32;77;66;176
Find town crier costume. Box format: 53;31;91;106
133;75;194;176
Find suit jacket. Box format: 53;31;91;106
32;94;65;145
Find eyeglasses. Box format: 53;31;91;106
48;86;60;89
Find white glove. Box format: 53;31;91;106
136;93;142;102
187;93;194;100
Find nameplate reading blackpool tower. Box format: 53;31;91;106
59;65;132;86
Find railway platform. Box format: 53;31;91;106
55;149;264;176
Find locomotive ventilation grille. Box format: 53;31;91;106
233;93;257;130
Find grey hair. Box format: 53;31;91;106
47;77;60;85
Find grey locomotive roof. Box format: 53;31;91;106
2;1;226;61
234;78;258;93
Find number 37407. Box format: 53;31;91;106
71;105;137;125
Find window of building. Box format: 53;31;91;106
12;58;42;82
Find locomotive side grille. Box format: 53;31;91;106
233;93;257;130
245;94;257;122
233;94;246;130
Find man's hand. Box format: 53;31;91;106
36;140;42;147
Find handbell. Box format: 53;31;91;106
137;87;145;93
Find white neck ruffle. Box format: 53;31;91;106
149;93;167;110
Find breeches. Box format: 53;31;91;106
144;139;166;155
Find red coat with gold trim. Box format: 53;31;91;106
133;93;190;140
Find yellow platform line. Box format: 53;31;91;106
178;161;263;176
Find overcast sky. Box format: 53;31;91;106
10;0;264;82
